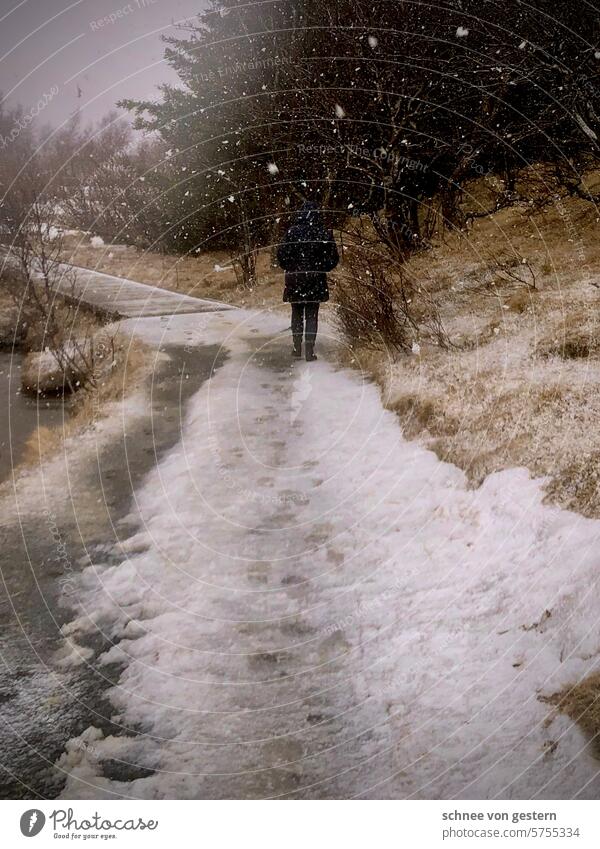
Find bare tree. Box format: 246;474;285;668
1;145;103;393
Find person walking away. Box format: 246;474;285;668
276;201;339;361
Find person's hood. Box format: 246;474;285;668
293;201;323;227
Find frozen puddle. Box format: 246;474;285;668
57;309;600;799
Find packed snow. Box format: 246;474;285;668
55;309;600;799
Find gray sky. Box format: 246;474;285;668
0;0;207;131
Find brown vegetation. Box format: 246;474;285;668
58;235;284;309
21;333;150;467
359;180;600;518
545;675;600;755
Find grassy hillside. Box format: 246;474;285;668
370;179;600;518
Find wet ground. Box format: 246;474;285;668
0;344;224;798
3;303;600;800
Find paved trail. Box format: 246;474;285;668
52;261;235;319
3;264;600;799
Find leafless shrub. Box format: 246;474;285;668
334;242;450;353
334;247;410;352
22;333;150;467
491;254;537;290
2;199;106;394
231;247;257;289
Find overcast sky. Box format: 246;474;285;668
0;0;207;131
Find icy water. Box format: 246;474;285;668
0;351;64;483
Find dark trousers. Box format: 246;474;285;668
291;302;320;349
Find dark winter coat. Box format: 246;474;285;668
277;202;339;302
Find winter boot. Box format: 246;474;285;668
292;335;303;359
305;343;317;362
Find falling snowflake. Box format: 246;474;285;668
595;51;600;59
267;162;279;175
368;35;378;48
335;104;346;118
519;41;527;50
228;195;235;202
456;26;469;38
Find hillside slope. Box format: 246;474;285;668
369;185;600;520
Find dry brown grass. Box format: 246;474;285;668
545;674;600;754
380;344;600;513
389;391;461;440
544;450;600;519
505;288;538;314
59;236;285;308
535;307;600;360
21;425;64;468
21;334;151;467
357;178;600;517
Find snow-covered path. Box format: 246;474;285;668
58;308;600;799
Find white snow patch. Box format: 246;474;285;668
54;637;94;668
55;308;600;799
